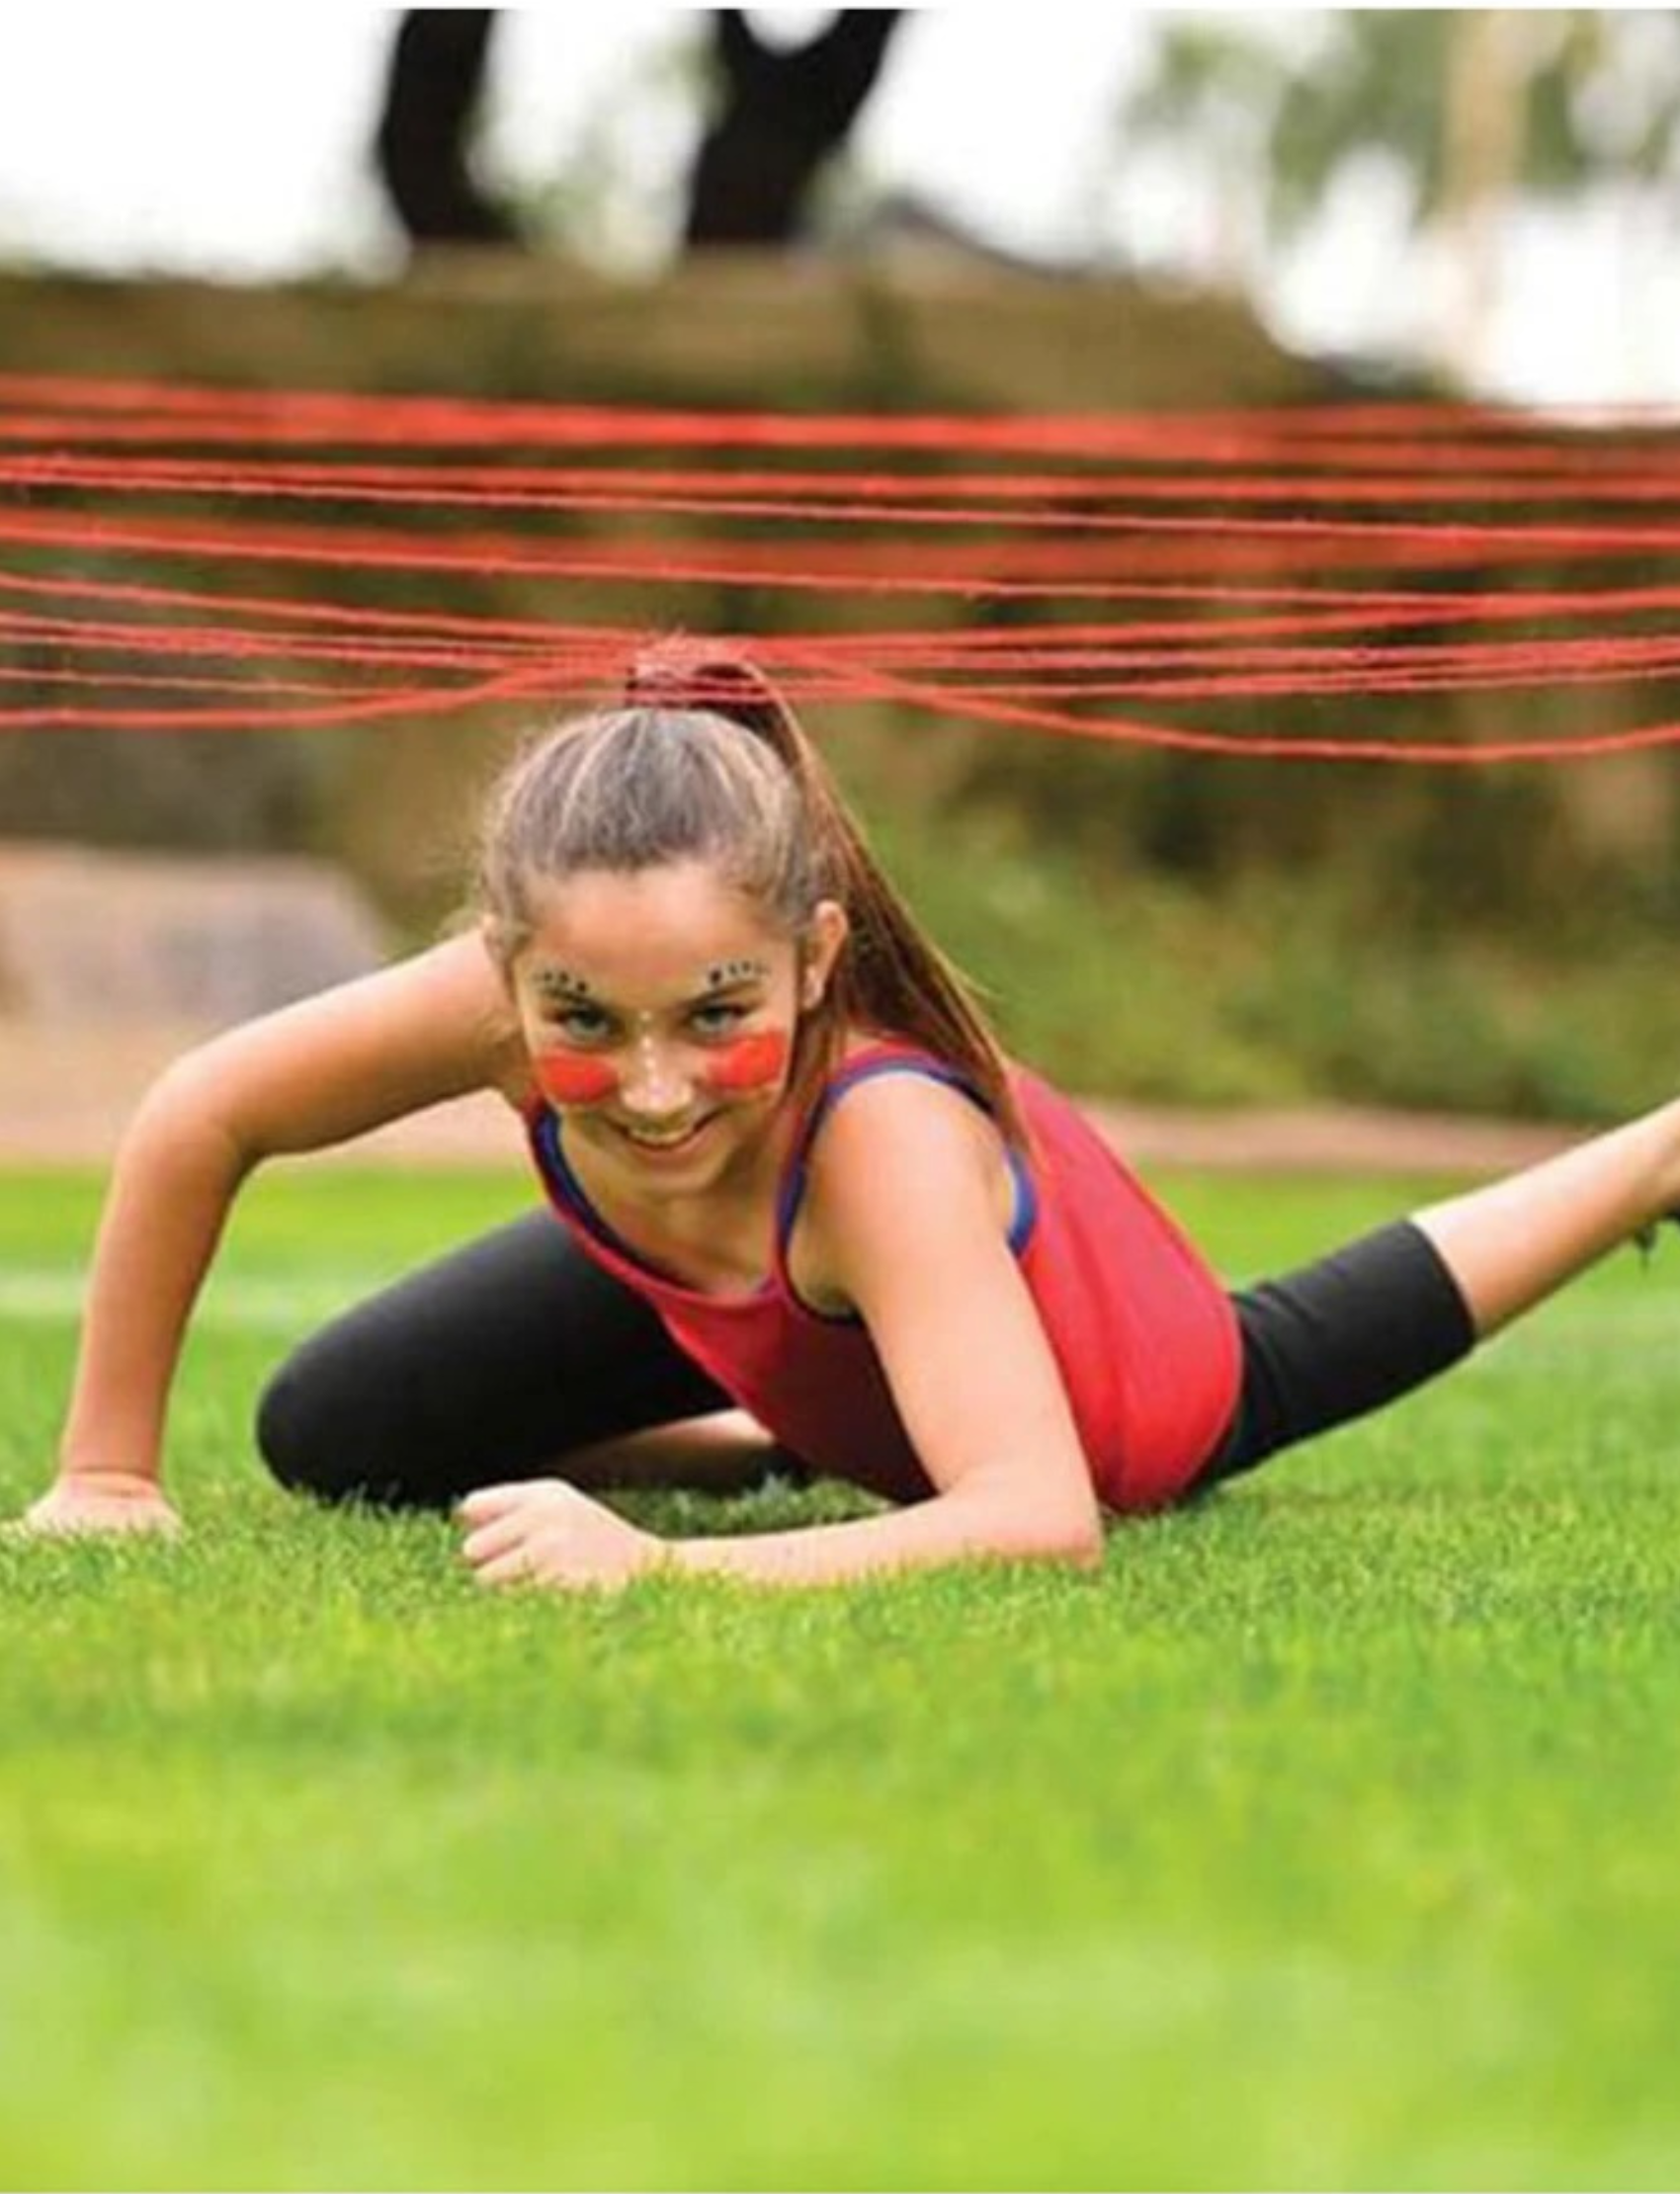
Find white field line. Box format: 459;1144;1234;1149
0;1268;386;1330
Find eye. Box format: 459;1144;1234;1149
690;1001;750;1037
548;1003;614;1044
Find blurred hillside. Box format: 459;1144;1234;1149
2;257;1677;1123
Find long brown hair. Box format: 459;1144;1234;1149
475;638;1025;1141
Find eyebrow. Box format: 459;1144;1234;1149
531;961;771;1008
703;959;772;990
532;968;595;1003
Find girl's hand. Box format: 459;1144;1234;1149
11;1471;183;1541
458;1479;665;1593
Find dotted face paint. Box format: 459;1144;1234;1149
698;1029;792;1094
706;960;771;990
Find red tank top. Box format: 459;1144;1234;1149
524;1045;1241;1512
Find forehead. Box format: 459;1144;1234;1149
519;862;788;994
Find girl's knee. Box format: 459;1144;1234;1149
255;1344;372;1505
255;1335;468;1512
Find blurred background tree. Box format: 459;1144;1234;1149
374;7;903;257
375;11;516;245
684;9;901;245
1110;9;1680;382
8;10;1680;1118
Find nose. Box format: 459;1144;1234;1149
619;1032;693;1118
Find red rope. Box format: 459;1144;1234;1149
3;370;1676;454
8;506;1673;591
7;371;1680;763
15;451;1680;512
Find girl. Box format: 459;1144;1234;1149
15;643;1680;1587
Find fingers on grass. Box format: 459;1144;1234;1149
457;1478;563;1526
461;1512;533;1568
471;1545;540;1589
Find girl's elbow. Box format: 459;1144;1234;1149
1048;1511;1106;1571
127;1055;257;1180
978;1488;1105;1572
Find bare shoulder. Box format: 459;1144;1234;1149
371;930;531;1101
811;1065;1002;1187
796;1067;1016;1304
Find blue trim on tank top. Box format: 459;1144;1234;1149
534;1105;745;1292
531;1055;1036;1308
774;1055;1038;1296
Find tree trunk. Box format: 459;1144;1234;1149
1435;10;1535;378
685;10;903;247
374;10;516;245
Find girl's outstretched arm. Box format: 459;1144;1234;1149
19;934;522;1538
461;1074;1106;1589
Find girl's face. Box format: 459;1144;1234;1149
508;859;846;1196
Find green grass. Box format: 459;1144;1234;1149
2;1162;1678;2191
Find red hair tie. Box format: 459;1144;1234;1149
623;638;786;744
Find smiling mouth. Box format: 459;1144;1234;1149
615;1116;716;1154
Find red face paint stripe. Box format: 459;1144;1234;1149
699;1030;791;1093
534;1052;621;1106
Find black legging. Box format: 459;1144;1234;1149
1195;1215;1475;1489
257;1213;732;1510
255;1211;1475;1511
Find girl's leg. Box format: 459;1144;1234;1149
1201;1097;1680;1487
1205;1220;1476;1483
255;1211;770;1511
1412;1096;1680;1334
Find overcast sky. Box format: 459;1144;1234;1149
2;6;1677;411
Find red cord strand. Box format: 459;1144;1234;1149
6;371;1680;764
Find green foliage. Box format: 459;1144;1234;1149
1521;14;1680;191
1118;10;1680;244
4;1166;1680;2187
1269;13;1458;231
835;726;1680;1123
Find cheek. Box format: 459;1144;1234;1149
699;1030;793;1095
534;1053;621;1107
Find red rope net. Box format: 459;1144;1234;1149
5;370;1680;763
